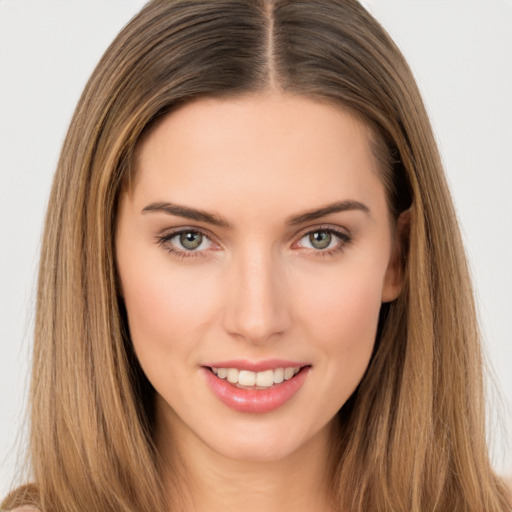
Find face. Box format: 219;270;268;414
116;92;402;463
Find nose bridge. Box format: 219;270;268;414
223;243;289;343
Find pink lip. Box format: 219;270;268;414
201;365;310;414
204;359;308;372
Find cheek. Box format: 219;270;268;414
317;286;380;379
282;260;387;424
117;248;221;366
293;259;386;395
297;263;384;345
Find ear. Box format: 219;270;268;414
381;208;410;303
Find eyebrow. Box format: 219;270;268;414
286;200;370;225
141;199;370;228
142;202;233;228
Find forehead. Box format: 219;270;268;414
130;92;386;219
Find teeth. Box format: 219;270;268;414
211;366;302;388
284;367;295;380
238;370;256;386
256;369;274;387
273;367;284;384
226;368;239;383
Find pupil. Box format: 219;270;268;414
309;231;331;249
180;232;202;250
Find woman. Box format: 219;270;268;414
2;0;510;511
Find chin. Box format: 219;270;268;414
199;415;333;464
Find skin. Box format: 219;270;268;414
116;91;404;512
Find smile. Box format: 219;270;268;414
210;367;301;389
202;362;310;413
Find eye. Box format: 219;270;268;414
156;229;215;256
295;227;351;254
305;230;334;250
176;231;208;250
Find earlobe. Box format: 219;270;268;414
381;208;410;303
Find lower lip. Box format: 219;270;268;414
202;367;310;414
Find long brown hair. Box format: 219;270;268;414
3;1;510;511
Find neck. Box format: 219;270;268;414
155;409;339;512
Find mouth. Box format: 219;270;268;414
202;362;311;413
208;366;304;389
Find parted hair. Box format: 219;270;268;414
3;1;510;511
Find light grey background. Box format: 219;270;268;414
1;0;511;497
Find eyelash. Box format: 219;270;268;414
154;226;352;259
294;226;352;257
155;228;216;260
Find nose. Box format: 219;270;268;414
222;248;291;344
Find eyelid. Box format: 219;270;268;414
291;224;352;254
292;224;351;242
155;224;352;259
154;226;221;257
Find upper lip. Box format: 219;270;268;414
203;359;309;372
